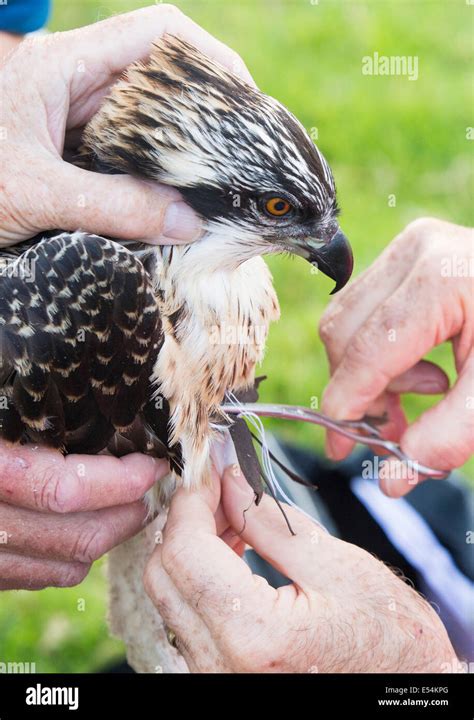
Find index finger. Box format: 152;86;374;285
322;268;459;423
221;467;336;590
0;444;168;513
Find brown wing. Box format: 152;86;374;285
0;232;163;453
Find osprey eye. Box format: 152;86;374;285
264;197;292;217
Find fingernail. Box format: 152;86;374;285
160;201;202;243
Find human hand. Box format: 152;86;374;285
0;4;253;245
319;218;473;496
0;443;168;590
144;465;457;673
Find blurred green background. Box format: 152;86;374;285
0;0;472;672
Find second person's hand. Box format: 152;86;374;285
319;218;473;496
144;465;457;673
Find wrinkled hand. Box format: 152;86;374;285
0;443;168;589
319;218;473;496
144;466;457;673
0;4;253;245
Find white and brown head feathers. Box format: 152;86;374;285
81;36;352;287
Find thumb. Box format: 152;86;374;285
379;352;474;497
46;160;203;244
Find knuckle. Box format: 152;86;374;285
402;217;439;249
342;331;373;371
404;217;436;237
35;464;73;513
318;309;332;341
159;4;182;20
72;524;109;563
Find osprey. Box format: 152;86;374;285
0;37;352;514
0;36;353;672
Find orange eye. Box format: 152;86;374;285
265;197;292;217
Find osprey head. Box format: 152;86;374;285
81;36;353;292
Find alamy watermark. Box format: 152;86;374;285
26;683;78;711
209;321;267;346
362;456;419;484
440;255;474;278
0;661;36;673
0;258;36;282
362;52;419;81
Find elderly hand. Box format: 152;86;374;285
319;218;474;496
144;465;457;673
0;443;169;589
0;4;253;245
0;4;252;590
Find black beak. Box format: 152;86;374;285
303;228;353;294
291;227;354;295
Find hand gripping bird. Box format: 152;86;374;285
0;37;352;670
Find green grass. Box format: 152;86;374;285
0;560;122;673
0;0;472;672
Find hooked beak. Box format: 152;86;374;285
292;226;353;294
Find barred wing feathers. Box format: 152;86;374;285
0;232;163;454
